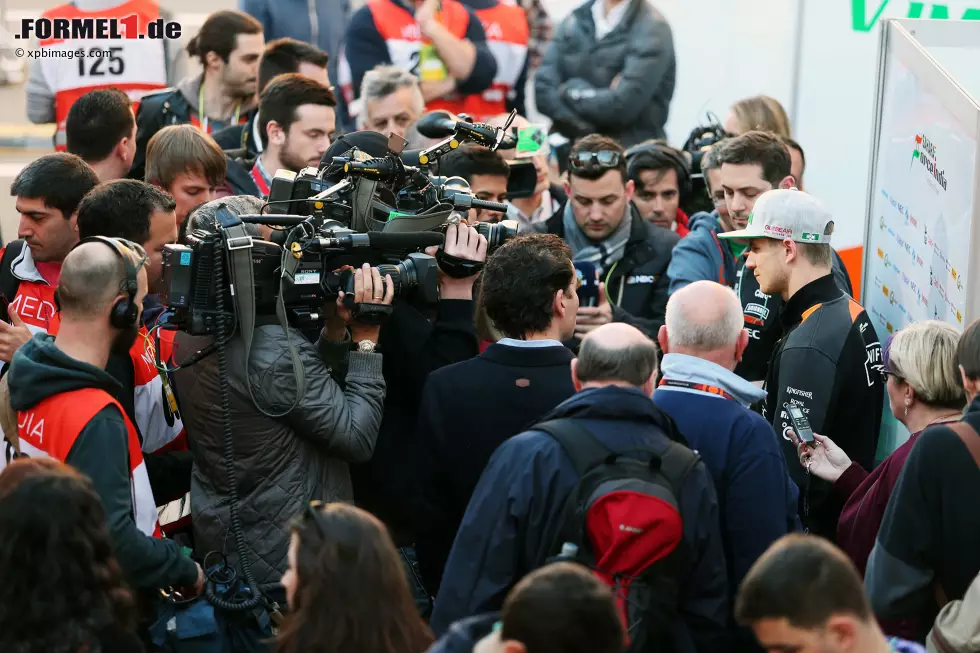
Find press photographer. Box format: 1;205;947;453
169;196;389;601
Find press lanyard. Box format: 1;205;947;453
250;157;271;197
198;83;242;134
658;378;735;402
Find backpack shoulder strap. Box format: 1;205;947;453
535;419;612;477
657;441;701;494
0;240;26;323
947;421;980;469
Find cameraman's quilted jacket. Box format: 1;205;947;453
172;327;386;589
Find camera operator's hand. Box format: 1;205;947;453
337;263;394;343
574;282;613;338
192;562;206;595
425;223;488;300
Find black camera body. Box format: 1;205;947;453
161;117;523;337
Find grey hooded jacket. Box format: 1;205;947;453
534;0;676;147
173;327;386;589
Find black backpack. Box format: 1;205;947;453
536;418;700;652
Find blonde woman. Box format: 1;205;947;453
723;95;792;138
800;320;965;578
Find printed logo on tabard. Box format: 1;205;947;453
801;232;820;242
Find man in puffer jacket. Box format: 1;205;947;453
171;197;388;601
667;210;739;294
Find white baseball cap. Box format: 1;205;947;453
718;188;834;244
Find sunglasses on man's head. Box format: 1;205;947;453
568;150;622;171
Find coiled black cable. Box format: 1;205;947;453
205;240;262;611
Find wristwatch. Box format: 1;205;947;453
357;339;377;353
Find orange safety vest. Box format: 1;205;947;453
462;1;529;121
17;387;161;538
0;244;60;337
38;0;167;151
130;325;186;454
367;0;472;116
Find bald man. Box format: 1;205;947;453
654;280;799;619
6;237;204;595
487;113;563;226
432;321;730;651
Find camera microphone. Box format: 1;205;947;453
415;110;458;139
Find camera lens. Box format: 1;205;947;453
475;220;519;250
377;260;415;297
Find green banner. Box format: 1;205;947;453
852;0;980;32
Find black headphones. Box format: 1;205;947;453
74;236;144;329
624;143;692;198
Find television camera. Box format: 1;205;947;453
160;111;524;337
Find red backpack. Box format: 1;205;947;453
536;419;700;652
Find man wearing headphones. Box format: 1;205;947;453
626;140;692;236
6;237;204;597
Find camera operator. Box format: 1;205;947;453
213;38;331;157
0;153;99;370
439;144;510;223
530;134;678;342
228;73;337;198
626;140;691;236
353;227;487;549
65;89;138;183
171;196;389;598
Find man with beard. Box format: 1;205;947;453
6;238;204;595
131;10;265;180
226;73;336;197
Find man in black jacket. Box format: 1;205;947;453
716;131;853;383
415;233;577;595
7;238;203;594
531;134;678;341
719;188;884;540
130;10;264;180
225;73;336;198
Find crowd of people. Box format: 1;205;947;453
2;0;980;652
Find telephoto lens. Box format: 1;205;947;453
340;253;440;304
474;220;519;251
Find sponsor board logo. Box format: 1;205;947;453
911;134;948;191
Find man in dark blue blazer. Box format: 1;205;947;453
414;233;579;596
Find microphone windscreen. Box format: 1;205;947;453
415;111;457;139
